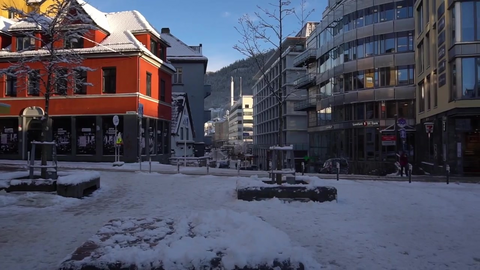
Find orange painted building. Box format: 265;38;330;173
0;1;176;163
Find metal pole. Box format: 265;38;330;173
177;161;180;173
408;164;412;183
207;160;209;174
149;157;152;173
114;126;118;163
139;118;142;171
446;164;450;184
336;162;340;181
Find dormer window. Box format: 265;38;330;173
65;36;84;49
150;38;166;61
159;46;166;61
150;40;158;55
8;10;15;19
16;36;35;51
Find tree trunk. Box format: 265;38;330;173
40;95;50;179
276;100;283;185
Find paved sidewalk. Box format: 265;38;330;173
0;160;479;183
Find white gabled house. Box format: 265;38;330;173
171;93;195;157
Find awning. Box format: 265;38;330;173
0;103;11;114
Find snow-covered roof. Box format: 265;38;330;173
76;0;110;33
171;92;195;137
161;32;207;61
105;10;169;47
0;3;176;72
0;17;14;34
9;14;52;31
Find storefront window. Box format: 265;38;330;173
157;120;163;154
163;121;170;154
0;118;18;155
356;129;365;160
141;118;147;155
76;117;96;155
102;116;123;156
386;101;396;118
53;117;72;155
149;120;156;155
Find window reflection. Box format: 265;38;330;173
461;58;476;98
461;2;475;41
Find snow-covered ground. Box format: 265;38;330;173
1;171;480;270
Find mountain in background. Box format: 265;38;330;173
204;51;273;111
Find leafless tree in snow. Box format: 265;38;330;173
233;0;314;184
0;0;95;177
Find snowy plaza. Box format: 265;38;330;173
1;170;480;270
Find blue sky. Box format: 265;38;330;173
88;0;327;72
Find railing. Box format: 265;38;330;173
294;97;317;111
293;48;317;67
293;73;316;89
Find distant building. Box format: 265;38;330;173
252;22;317;170
160;28;211;157
228;95;253;145
170;93;195;157
213;120;229;148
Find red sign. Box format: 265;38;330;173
382;135;396;141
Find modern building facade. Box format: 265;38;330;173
0;1;174;163
294;0;417;174
228;95;253;144
414;0;480;176
252;24;316;170
160;28;211;157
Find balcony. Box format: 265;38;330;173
293;48;317;67
293;73;317;89
294;97;317;111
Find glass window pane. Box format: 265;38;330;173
477;58;480;97
477;2;480;41
461;58;476;98
461;2;475;41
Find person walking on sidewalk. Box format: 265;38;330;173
399;151;409;177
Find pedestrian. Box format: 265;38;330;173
301;161;305;175
399;151;408;177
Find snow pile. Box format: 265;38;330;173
0;190;17;207
60;209;321;269
10;179;55;186
0;171;29;180
57;171;100;185
236;176;325;190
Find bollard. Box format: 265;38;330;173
27;151;30;165
177;162;180;173
149;157;152;173
206;164;209;174
336;162;340;181
446;164;450;184
408;164;412;183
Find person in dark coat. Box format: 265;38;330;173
399;151;409;177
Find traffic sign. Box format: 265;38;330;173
400;129;407;139
397;118;407;128
138;103;144;118
113;115;119;126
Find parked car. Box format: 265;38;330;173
320;158;349;174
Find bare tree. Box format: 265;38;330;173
0;0;95;177
233;0;314;184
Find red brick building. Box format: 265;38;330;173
0;0;175;163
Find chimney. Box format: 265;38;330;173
199;43;202;54
239;77;242;97
161;28;170;34
231;76;234;107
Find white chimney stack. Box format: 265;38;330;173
239;77;242;97
230;76;234;107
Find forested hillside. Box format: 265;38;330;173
204;51;273;110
